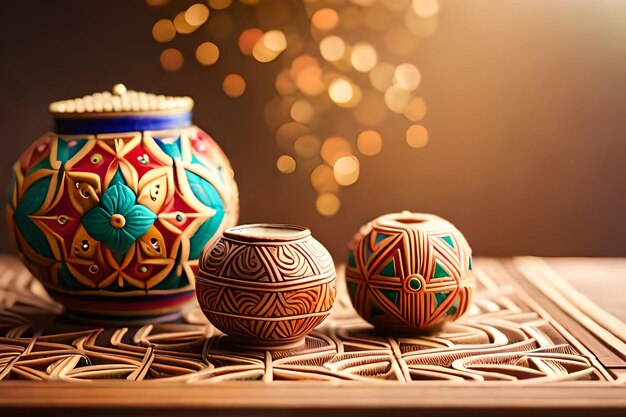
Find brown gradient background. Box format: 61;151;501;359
1;0;625;258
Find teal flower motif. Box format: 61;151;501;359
82;183;156;257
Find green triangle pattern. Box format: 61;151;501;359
447;295;460;315
468;256;473;271
27;157;52;175
375;232;392;245
347;282;358;299
371;302;384;317
363;241;373;262
433;262;448;278
440;235;456;249
435;291;451;307
380;289;399;305
380;259;396;277
348;251;357;268
109;168;126;186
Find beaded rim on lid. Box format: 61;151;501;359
49;84;194;134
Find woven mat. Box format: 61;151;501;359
0;255;617;383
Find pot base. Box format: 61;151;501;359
45;286;197;325
62;309;188;326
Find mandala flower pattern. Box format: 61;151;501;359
82;183;157;258
7;127;239;318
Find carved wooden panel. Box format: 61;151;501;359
0;255;623;384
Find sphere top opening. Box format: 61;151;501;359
48;84;194;134
376;211;443;229
224;224;311;243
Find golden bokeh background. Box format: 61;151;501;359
1;0;625;258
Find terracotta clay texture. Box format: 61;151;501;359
196;224;336;348
6;88;239;321
346;212;473;331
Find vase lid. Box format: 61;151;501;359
49;84;194;134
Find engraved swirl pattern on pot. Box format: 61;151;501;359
196;227;337;345
223;245;268;281
202;239;229;274
262;243;316;281
303;239;335;274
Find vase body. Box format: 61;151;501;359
6;89;238;322
196;224;336;348
346;212;473;331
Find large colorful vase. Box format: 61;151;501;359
6;85;239;322
346;211;473;331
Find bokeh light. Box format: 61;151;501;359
223;73;246;97
146;0;438;216
185;3;210;26
328;78;354;105
412;0;440;18
333;156;360;186
357;130;383;156
152;19;176;43
384;85;411;113
321;136;352;166
209;0;232;10
239;28;264;55
311;8;339;31
406;124;429;148
276;122;309;150
319;36;346;62
290;99;314;123
311;164;339;193
404;96;427;121
296;67;325;96
351;42;378;72
195;42;220;66
263;30;287;53
316;193;341;216
160;48;183;71
174;12;197;34
294;135;321;159
369;62;395;93
394;63;421;91
275;69;298;95
252;30;287;63
276;155;297;174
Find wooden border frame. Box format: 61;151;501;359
1;381;626;416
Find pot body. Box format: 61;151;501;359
7;126;238;321
196;224;336;348
346;212;473;331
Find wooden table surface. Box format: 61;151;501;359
0;255;625;416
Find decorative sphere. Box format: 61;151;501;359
346;212;473;331
6;88;238;321
196;224;336;349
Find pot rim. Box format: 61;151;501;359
223;223;311;243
